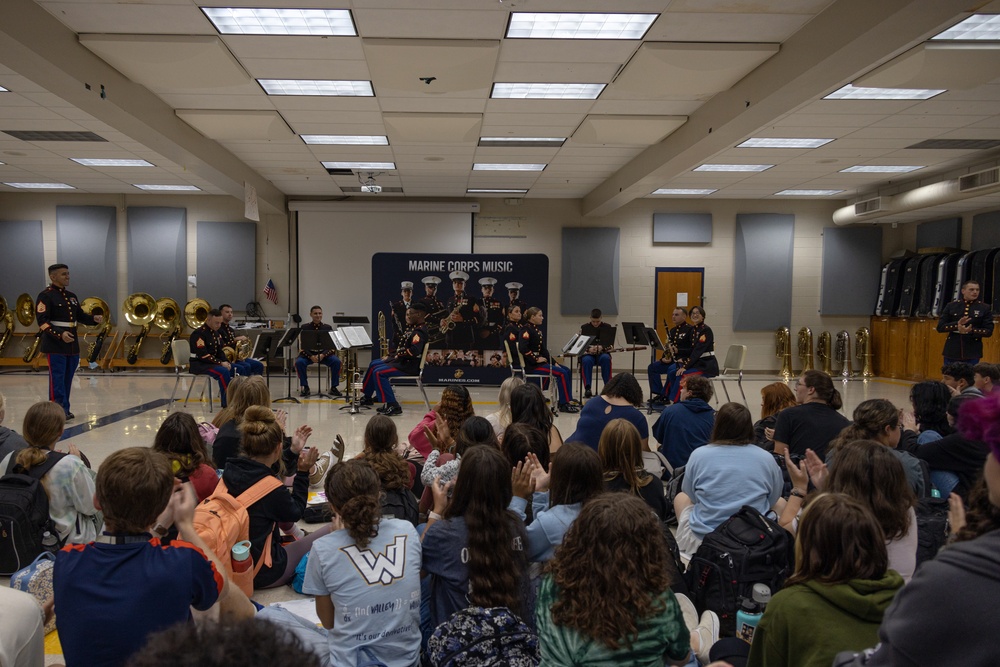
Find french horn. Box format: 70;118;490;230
775;327;792;380
16;294;41;363
817;331;833;375
153;297;182;365
123;293;157;364
81;297;112;364
0;296;13;356
797;327;814;373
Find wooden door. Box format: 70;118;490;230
870;316;889;377
905;319;929;381
654;269;704;344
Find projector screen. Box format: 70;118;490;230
295;204;474;343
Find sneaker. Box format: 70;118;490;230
675;593;698;633
300;386;311;397
693;610;720;664
584;386;593;398
309;450;334;486
382;403;403;416
329;387;343;397
558;403;580;414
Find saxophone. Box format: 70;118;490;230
775;327;792;380
855;327;874;378
817;331;833;375
797;327;814;373
835;330;853;378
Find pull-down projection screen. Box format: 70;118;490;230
294;203;474;327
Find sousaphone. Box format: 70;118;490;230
184;298;210;330
123;293;156;364
16;294;42;363
154;297;182;364
0;296;13;356
81;297;112;364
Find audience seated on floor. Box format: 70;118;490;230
0;587;46;667
652;375;716;469
903;381;954;446
773;370;850;461
421;415;498;489
753;382;797;451
566;372;649;451
599;418;669;521
972;362;998;394
357;414;419;525
0;391;29;462
913;393;990;499
510;383;564;454
153;411;219;502
408;385;475;461
484;376;524;442
53;447;254;667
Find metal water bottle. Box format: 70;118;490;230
736;583;771;644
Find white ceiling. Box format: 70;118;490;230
0;0;996;219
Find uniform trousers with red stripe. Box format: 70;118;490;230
47;353;78;416
190;362;232;407
527;362;574;404
362;360;407;404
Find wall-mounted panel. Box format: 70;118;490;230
126;207;186;304
820;226;883;316
733;213;793;330
0;220;45;299
196;221;256;309
971;210;1000;250
562;227;619;316
56;206;117;305
653;212;712;244
916;216;960;249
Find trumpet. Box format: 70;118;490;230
797;327;814;373
817;331;833;375
124;293;157;364
0;296;13;356
154;297;182;365
855;327;874;378
81;297;112;364
775;327;793;380
835;330;853;378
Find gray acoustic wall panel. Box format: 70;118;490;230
56;206;117;305
820;226;883;315
916;217;961;249
971;210;1000;250
197;221;256;309
126;207;186;304
561;227;620;316
653;212;713;244
0;220;45;300
733;213;794;330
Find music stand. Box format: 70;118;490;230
332;326;374;413
300;330;335;399
643;328;666;415
621;322;649;376
251;332;280;388
562;334;594;400
273;328;301;404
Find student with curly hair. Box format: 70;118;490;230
536;492;695;665
407;386;475;460
359;414;418;525
258;460;421;667
599;419;668;521
904;380;954;445
748;493;903;667
152;412;218;501
422;445;530;632
566;372;649;451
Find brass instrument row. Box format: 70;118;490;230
775;326;874;379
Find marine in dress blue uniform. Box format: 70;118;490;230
672;306;719;401
188;308;232;408
648;307;694;404
518;307;578;413
477;277;506;351
937;280;994;365
441;271;483;350
219;304;263;377
390;281;414;351
360;302;428;416
419;276;446;348
579;309;614;398
36;264;101;419
294;306;341;397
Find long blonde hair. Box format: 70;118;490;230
494;376;524;435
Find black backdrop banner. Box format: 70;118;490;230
372;253;549;386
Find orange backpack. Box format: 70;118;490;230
192;476;283;597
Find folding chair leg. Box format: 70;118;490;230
207;377;214;413
183;377;196;407
738;376;747;406
169;373;182;405
721;381;731;403
417;379;431;411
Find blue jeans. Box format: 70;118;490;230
930;470;960;496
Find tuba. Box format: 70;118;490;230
797;327;814;373
184;298;210;331
16;294;41;363
81;297;112;364
775;326;793;380
835;330;853;378
154;297;182;365
378;311;389;358
0;296;13;356
855;327;874;378
817;331;833;375
123;293;157;364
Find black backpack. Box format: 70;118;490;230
915;495;950;568
0;452;66;575
382;487;419;527
685;505;794;637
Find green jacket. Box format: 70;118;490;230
747;572;904;667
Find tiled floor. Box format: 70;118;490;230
0;367;921;665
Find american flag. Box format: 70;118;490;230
263;278;278;304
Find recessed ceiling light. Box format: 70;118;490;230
467;188;529;194
694;164;773;172
71;158;154;167
840;165;924;173
774;189;845;196
473;163;546;171
3;182;75;189
491;83;605;100
737;138;834;149
300;135;388;145
202;7;356;36
506;12;658;40
479;137;566;147
321;161;396;170
651;188;718;195
932;14;1000;40
258;79;374;96
132;184;202;191
824;84;945;100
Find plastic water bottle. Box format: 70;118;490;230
736;583;771;644
231;540;252;574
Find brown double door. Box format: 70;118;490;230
655;269;704;345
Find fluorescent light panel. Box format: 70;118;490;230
652;188;717;195
479;137;566;147
258;79;373;96
467;189;529;194
322;161;396;170
0;86;8;92
737;138;834;149
506;12;657;40
301;135;388;145
3;182;74;189
824;84;945;100
933;14;1000;40
202;7;356;36
694;164;773;172
840;165;924;173
473;163;546;171
71;158;153;167
491;83;605;100
775;189;845;196
133;184;201;191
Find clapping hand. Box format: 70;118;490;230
804;449;827;490
783;451;809;493
526;452;550;493
291;424;313;454
431;476;455;514
511;458;537;499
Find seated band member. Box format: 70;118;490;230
579;308;614;399
519;307;579;413
219;304;263;377
359;302;429;416
441;270;483;350
189;308;232;408
648;307;693;406
294;305;341;397
672;306;718;401
502;304;524;370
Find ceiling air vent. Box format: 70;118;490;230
907;139;1000;150
854;197;886;215
3;130;107;142
324;167;354;176
341;186;404;193
959;167;1000;192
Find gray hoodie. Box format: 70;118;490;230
0;425;28;469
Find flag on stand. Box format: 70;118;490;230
263;278;278;304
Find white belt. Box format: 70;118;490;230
50;321;76;327
702;351;714;356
